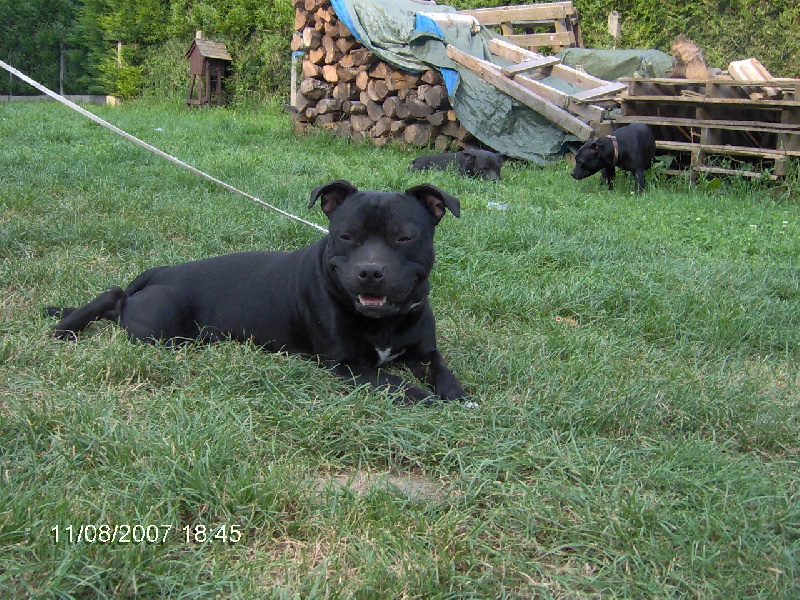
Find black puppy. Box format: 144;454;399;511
571;123;656;193
48;180;470;404
410;149;502;180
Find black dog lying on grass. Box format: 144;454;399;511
47;180;472;405
410;148;502;180
571;123;656;193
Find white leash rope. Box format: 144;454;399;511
0;59;329;234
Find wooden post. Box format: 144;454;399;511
607;12;621;48
291;51;301;108
59;42;64;95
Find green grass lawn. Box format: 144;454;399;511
1;98;798;598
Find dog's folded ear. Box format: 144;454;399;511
309;180;359;215
405;184;461;223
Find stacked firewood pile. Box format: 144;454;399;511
290;0;479;149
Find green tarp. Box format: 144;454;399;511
557;48;674;81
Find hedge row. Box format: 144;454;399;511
2;0;797;101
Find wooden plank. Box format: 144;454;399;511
618;77;710;84
513;74;604;122
572;19;584;48
728;58;779;97
486;38;608;121
460;3;585;51
550;65;610;90
445;44;592;139
573;82;628;100
618;76;800;89
624;95;800;108
619;76;789;85
655;140;800;158
610;115;800;132
552;11;568;52
665;166;780;180
448;36;608;123
488;37;546;63
489;38;607;89
459;3;573;25
692;166;780;180
500;56;561;75
505;32;575;49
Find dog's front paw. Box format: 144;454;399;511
433;381;472;402
397;384;437;406
419;396;480;408
50;327;79;341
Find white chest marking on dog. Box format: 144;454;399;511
376;346;405;366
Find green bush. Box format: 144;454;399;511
98;47;144;100
140;38;191;102
226;33;292;102
171;0;294;103
91;0;294;102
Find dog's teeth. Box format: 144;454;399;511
359;294;387;306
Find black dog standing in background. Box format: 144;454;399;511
48;180;471;405
571;123;656;193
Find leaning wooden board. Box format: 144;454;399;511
446;38;626;139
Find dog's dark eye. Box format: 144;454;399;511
339;234;353;243
397;235;414;243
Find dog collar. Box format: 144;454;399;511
607;135;619;166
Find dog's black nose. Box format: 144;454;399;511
358;263;385;282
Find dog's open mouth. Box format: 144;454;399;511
358;294;388;307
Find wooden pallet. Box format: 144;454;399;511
458;2;583;53
614;77;800;178
446;38;626;140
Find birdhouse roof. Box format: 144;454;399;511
186;39;232;62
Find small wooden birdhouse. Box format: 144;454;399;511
186;32;232;106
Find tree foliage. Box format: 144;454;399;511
1;0;798;101
0;0;89;94
1;0;292;100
